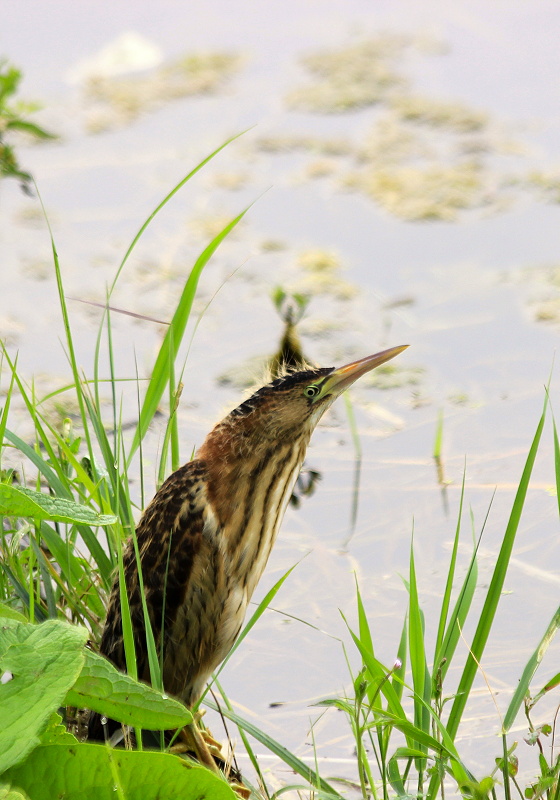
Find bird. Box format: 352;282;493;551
89;345;408;766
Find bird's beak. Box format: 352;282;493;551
318;345;409;398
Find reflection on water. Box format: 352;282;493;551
2;1;560;788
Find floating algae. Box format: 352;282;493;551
83;50;242;132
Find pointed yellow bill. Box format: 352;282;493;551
318;345;409;398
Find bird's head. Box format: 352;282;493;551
201;345;409;459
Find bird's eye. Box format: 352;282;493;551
303;384;320;399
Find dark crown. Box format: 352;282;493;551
230;366;334;418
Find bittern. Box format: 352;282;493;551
89;345;407;765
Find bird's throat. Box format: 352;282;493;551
199;431;309;598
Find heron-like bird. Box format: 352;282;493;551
89;345;407;766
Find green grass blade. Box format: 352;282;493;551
108;130;249;296
354;577;386;715
355;576;374;656
553;415;560;520
30;535;57;618
434;467;466;665
125;492;162;695
168;335;181;474
373;703;475;793
3;338;114;585
408;536;429;781
81;389;134;536
3;428;68;499
127;206;250;463
212;678;271;800
445;396;547;741
503;605;560;731
392;616;408;702
342;394;362;548
436;549;478;686
204;701;343;799
1;347;74;499
408;539;426;715
35;184;96;468
436;498;496;686
342;615;412;742
433;409;444;459
0;349;17;459
0;563;47;621
410;696;475;788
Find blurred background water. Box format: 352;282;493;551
2;0;560;789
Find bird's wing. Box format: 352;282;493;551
99;460;208;687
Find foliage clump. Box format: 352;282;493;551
0;61;56;194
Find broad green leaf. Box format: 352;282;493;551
0;619;88;772
3;744;236;800
0;782;30;800
65;649;192;730
39;712;77;746
0;484;116;526
0;605;27;623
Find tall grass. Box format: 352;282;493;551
1;142;559;798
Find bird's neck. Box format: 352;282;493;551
197;422;310;593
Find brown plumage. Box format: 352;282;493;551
89;346;407;760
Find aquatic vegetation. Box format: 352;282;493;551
82;50;243;132
507;263;560;326
389;95;488;133
524;170;560;204
292;248;358;298
365;361;424;390
255;133;352;156
286;35;410;113
344;161;489;221
261;36;543;222
0;61;56;193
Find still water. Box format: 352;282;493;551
2;0;560;790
